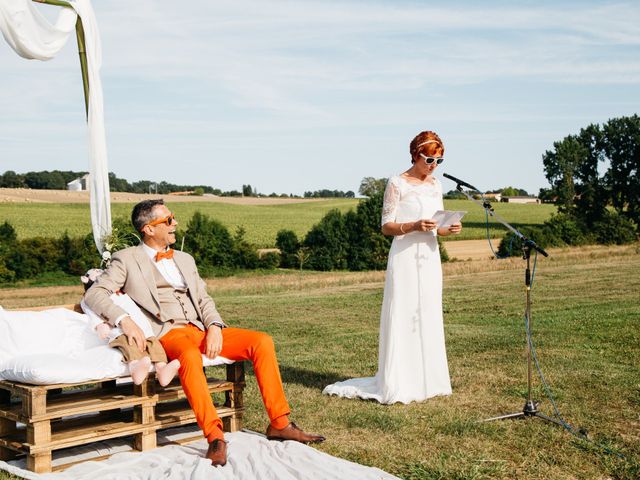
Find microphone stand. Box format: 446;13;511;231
449;182;562;427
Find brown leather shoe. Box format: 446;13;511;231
266;422;325;444
206;439;228;466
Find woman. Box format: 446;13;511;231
323;130;461;404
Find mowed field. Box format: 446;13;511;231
0;244;638;479
0;189;555;247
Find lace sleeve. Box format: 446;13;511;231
381;177;400;226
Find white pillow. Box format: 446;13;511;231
0;346;127;384
0;348;233;385
0;307;103;364
0;306;233;385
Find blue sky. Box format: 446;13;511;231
1;0;639;195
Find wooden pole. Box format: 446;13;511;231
31;0;90;118
31;0;71;7
74;18;89;118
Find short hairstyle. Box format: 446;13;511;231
131;199;165;234
409;131;444;164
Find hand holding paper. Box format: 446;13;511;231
432;210;466;228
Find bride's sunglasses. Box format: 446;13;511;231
420;153;444;165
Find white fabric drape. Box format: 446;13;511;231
0;0;111;253
0;0;76;59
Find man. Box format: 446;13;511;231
84;199;324;467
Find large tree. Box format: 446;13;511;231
542;115;639;227
358;177;387;197
0;170;25;188
602;115;640;224
543;134;590;216
573;124;608;226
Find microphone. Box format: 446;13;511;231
442;173;479;191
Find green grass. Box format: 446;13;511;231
1;245;636;479
0;199;555;246
443;199;556;241
216;246;640;479
0;200;356;247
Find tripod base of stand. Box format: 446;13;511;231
483;400;565;427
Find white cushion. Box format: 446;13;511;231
1;347;126;384
0;306;232;385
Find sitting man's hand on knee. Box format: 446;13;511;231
205;325;223;359
120;316;146;352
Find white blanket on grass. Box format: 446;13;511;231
0;306;230;385
0;429;399;480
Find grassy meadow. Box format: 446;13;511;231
0;199;555;247
1;244;638;479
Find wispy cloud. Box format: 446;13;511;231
85;1;640;110
1;1;639;193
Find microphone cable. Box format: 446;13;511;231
524;251;626;459
484;207;514;259
477;191;627;459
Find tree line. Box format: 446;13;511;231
0;171;357;199
1;114;637;283
443;186;531;200
0;169;219;195
0;190;447;284
499;114;639;254
303;189;355;198
360;176;531;200
542;114;639;226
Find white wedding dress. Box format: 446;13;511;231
323;175;452;404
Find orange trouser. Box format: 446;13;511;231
160;324;290;442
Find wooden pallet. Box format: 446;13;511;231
0;305;246;473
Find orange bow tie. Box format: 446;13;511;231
155;249;174;262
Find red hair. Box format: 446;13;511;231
409;131;444;163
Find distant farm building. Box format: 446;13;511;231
501;196;540;204
484;192;502;202
67;174;89;191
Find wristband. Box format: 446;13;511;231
400;223;406;234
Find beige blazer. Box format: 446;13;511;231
84;244;224;338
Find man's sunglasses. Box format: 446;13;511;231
146;213;175;228
420;153;444;165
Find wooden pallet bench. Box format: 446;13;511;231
0;305;246;473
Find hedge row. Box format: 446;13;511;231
0;216;280;284
0;222;98;283
276;191;448;271
497;211;638;257
0;193;452;284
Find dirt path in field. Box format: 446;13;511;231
0;285;84;309
0;188;323;205
443;239;496;261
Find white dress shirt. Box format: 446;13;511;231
142;243;187;289
114;244;187;327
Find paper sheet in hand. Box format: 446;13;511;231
432;210;466;228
